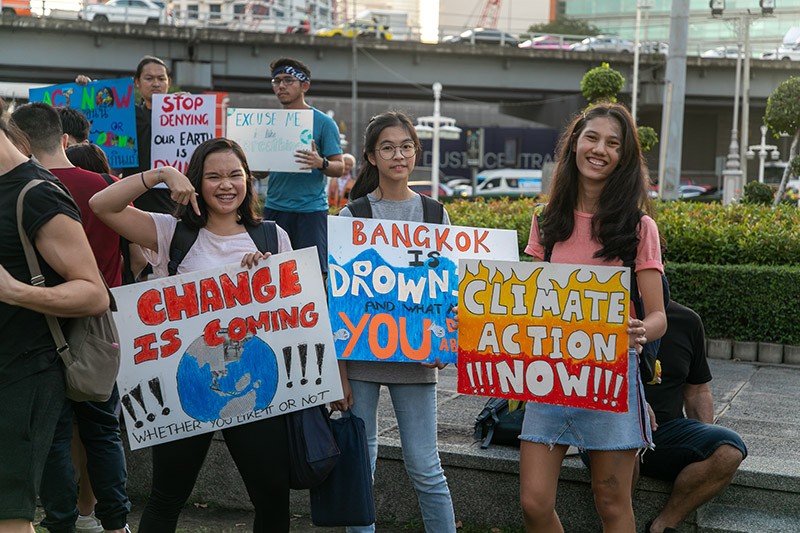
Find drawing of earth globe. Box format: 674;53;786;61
176;331;278;422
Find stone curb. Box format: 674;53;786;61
707;339;799;364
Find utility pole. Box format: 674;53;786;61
657;0;689;200
350;0;358;159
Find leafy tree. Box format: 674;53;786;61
581;62;625;103
528;16;600;37
638;126;658;152
764;76;800;205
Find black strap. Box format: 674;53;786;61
345;194;444;224
168;220;279;276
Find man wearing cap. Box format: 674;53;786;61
265;57;343;273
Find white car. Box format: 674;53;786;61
701;46;744;59
761;43;800;61
569;35;634;53
452;169;542;197
80;0;170;25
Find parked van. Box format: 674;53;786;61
453;169;542;197
1;0;32;16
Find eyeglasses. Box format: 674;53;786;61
376;143;417;160
271;77;299;87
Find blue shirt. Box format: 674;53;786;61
264;107;342;212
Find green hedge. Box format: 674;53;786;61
666;262;800;345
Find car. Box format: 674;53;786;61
518;35;572;50
442;27;518;46
700;46;744;59
452;169;543;197
569;35;634;53
761;42;800;61
80;0;170;24
1;0;31;16
639;41;669;56
314;19;392;40
408;181;454;197
650;179;715;199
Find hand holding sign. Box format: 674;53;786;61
295;139;323;171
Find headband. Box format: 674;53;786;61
271;65;310;83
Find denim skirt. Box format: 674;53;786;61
519;349;653;451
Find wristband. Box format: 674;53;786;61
157;168;161;183
141;171;150;190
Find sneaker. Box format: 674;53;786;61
75;512;103;533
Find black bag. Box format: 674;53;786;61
286;406;341;489
345;193;444;224
473;398;525;449
310;414;375;526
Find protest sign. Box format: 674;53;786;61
29;78;137;168
151;94;216;173
328;216;519;364
226;107;313;172
110;247;342;450
457;260;631;413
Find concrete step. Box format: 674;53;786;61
697;503;800;533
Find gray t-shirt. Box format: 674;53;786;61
338;193;451;384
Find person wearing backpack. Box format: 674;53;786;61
520;103;666;533
89;138;294;532
330;111;456;533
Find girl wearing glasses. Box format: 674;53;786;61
520;103;666;532
331;111;457;533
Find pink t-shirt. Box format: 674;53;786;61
524;209;663;274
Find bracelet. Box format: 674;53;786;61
157;168;161;184
141;171;150;190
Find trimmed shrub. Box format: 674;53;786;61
581;62;625;104
666;262;800;345
741;181;775;205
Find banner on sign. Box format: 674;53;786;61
151;94;216;173
110;247;342;450
226;107;313;172
29;78;137;168
457;260;631;413
327;216;519;364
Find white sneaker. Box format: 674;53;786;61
75;512;104;533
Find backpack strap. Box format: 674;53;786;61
246;220;279;255
345;196;373;218
167;221;199;276
534;203;553;262
419;193;444;224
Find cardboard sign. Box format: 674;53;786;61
110;248;342;450
151;94;216;174
226;107;313;172
457;260;631;413
328;216;519;364
29;78;138;168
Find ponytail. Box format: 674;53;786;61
349;159;379;199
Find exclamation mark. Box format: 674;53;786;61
148;377;170;416
121;394;142;429
315;344;324;385
466;363;477;392
475;361;485;393
593;367;602;402
283;346;293;388
611;374;624;407
484;361;494;394
129;384;152;422
298;344;308;385
603;369;613;405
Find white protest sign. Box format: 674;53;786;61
151;94;216;174
226;107;313;173
327;215;519;364
110;247;342;450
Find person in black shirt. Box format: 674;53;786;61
641;300;747;533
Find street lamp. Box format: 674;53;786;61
415;82;461;201
746;124;780;183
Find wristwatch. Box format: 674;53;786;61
320;156;329;170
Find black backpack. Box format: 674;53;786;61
473;398;526;449
167;220;279;276
537;205;668;384
345;193;445;224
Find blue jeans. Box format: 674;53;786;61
346;380;456;533
39;384;129;532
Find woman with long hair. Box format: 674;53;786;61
89;137;294;532
520;103;666;532
66;143;113;175
331;111;457;533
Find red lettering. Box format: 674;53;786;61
203;319;224;346
112;85;133;108
228;317;247;341
159;328;181;358
392;223;411;247
474;229;490;253
138;289;166;325
199;277;224;312
161;94;174;113
251;267;276;303
370;223;389;245
277;307;299;329
300;303;318;327
220;272;252;307
133;333;158;364
52;89;63;107
455;231;471;252
435;228;453;252
279;260;301;298
353;220;366;245
413;226;430;248
246;312;271;335
164;283;199;321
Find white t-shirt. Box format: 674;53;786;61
143;213;293;277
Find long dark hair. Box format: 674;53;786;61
541;103;652;261
177;138;261;230
66;143;112;175
134;56;169;80
350;111;420;200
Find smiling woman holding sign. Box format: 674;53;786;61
520;103;666;533
90;138;295;532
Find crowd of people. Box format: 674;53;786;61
0;53;746;533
